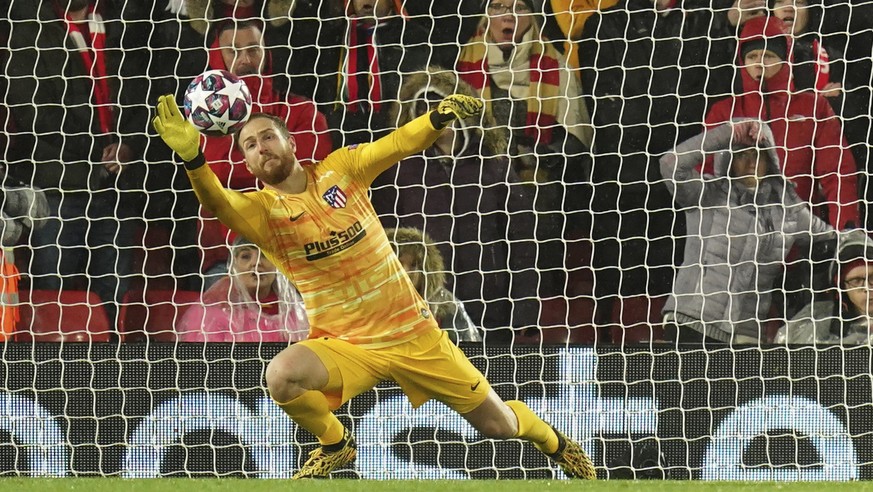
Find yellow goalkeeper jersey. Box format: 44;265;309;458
187;114;442;348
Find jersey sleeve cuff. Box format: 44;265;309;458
429;111;454;130
184;152;207;171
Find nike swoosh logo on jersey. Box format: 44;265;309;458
471;380;481;391
289;212;305;221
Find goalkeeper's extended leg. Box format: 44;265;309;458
505;400;596;479
463;393;595;479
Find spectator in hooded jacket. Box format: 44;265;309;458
704;15;859;230
386;227;480;343
177;235;309;343
661;119;835;346
705;15;859;322
370;70;555;343
769;0;871;229
199;20;332;285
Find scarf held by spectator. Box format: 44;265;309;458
58;2;114;134
458;25;561;145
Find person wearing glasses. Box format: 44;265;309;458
776;229;873;345
457;0;592;184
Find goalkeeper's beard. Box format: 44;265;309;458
256;154;294;186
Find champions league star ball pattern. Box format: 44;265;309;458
183;69;252;137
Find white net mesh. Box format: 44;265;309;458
0;0;872;480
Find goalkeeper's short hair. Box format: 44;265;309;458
236;112;290;148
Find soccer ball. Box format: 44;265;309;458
183;69;252;137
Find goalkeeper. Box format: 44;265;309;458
152;93;594;480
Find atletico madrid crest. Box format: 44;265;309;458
322;185;347;209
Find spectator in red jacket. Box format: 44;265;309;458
705;15;859;230
204;20;332;189
199;20;333;282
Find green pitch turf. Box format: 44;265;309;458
5;480;873;492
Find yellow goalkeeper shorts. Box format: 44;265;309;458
297;328;490;414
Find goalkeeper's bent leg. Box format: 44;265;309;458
265;344;346;446
505;400;560;454
274;391;346;446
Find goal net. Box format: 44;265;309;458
1;0;872;480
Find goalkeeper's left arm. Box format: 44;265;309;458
430;94;483;129
356;94;484;182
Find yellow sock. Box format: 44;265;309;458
275;390;346;446
506;400;560;454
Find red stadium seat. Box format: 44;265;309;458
16;290;111;342
535;296;597;345
517;295;596;345
610;295;668;345
129;224;177;292
119;290;202;342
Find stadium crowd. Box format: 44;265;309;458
1;0;872;346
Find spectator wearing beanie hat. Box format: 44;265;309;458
777;229;873;345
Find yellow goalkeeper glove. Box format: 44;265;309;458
432;94;484;128
152;94;201;162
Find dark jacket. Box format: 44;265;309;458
579;0;737;186
5;2;144;193
311;14;453;147
372;147;544;333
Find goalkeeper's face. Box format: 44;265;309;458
239;117;298;186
